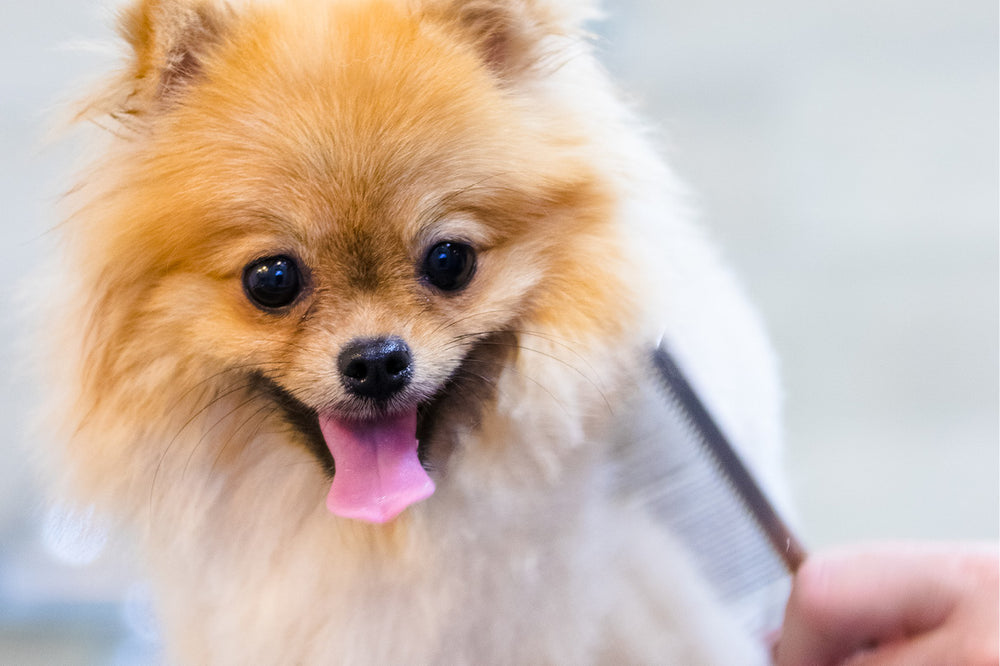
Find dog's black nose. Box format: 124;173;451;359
338;336;414;403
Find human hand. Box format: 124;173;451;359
774;542;998;666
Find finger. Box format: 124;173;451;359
775;543;961;666
842;627;963;666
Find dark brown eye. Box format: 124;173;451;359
422;242;476;292
243;255;302;309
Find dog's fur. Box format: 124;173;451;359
46;0;784;662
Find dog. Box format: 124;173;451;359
44;0;784;661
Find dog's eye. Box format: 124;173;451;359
422;242;476;291
243;255;302;309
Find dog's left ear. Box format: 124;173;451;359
424;0;600;80
80;0;234;125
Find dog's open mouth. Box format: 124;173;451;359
251;331;514;524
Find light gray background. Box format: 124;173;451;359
2;0;997;662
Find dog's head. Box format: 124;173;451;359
64;0;632;523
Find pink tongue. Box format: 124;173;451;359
318;409;434;523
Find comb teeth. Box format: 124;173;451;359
651;341;807;573
643;453;792;638
645;454;790;599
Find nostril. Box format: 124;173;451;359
342;358;369;381
384;350;410;378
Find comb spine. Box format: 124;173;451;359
652;343;807;572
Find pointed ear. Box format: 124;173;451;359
121;0;232;100
425;0;597;80
94;0;232;119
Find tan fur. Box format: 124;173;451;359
46;0;781;662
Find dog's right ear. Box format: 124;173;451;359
84;0;233;123
120;0;232;101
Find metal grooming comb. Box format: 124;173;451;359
649;339;806;637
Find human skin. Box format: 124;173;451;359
775;542;999;666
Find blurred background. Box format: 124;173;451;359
2;0;997;662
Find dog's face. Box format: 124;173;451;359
68;0;629;522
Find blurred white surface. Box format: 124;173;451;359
2;0;997;662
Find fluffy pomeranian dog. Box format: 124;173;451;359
47;0;784;662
